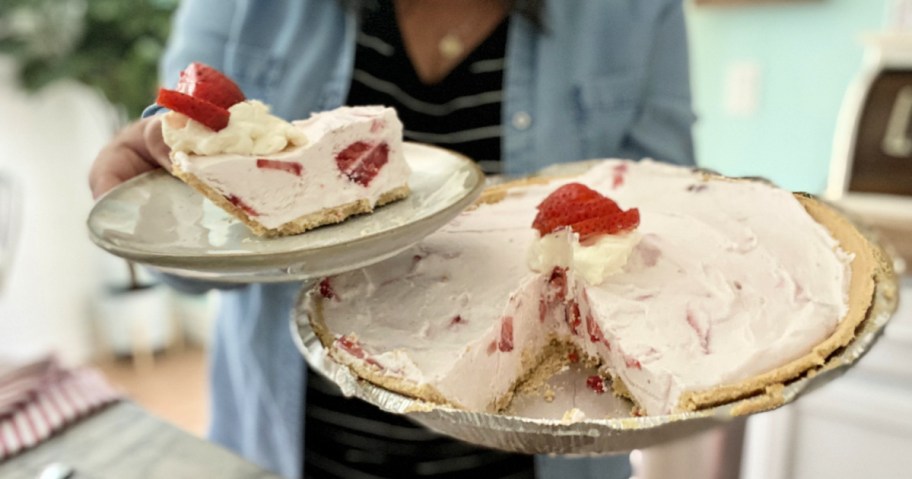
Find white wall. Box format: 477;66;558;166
0;55;121;365
687;0;890;193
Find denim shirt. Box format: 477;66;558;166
157;1;695;477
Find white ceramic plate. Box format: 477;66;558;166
87;143;485;282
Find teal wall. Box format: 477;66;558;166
686;0;889;193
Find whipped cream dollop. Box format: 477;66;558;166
528;228;640;285
162;100;308;156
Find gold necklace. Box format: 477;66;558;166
438;32;466;60
397;0;500;61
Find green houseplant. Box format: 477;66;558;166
1;0;182;359
0;0;178;118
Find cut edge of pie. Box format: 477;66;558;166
172;162;411;238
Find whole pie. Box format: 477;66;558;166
306;159;887;416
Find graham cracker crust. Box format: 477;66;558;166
489;339;572;412
171;163;410;237
305;291;456;408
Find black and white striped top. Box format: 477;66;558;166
304;9;533;478
345;1;508;174
303;368;535;479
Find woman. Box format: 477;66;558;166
89;1;695;478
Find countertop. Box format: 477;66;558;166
0;402;281;479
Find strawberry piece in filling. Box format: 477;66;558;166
318;278;338;300
567;301;582;335
624;355;642;369
612;163;628;189
337;335;382;369
586;375;606;394
336;141;390;186
449;315;466;327
256;159;303;176
337;335;365;359
498;316;514;352
226;194;259;217
547;267;568;301
586;310;605;344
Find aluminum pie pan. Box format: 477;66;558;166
290;253;898;455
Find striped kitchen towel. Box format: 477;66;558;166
0;357;121;460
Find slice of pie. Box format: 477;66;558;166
157;62;410;237
305;159;890;416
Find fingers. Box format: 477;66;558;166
89;145;158;199
143;117;172;171
89;117;171;199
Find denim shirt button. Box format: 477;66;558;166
512;111;532;130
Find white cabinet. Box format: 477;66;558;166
742;276;912;479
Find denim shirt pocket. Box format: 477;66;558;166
573;73;641;160
224;43;287;104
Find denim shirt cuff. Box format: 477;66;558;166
141;104;167;118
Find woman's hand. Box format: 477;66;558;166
88;116;171;199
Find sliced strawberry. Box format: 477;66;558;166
538;183;603;210
157;88;230;131
570;208;640;242
256;159;303;176
534;197;621;235
538;187;613;213
176;62;245;109
335;141;389;186
532;182;636;240
532;183;620;235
